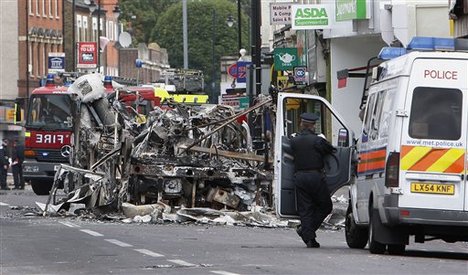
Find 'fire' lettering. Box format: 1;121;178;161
35;134;65;144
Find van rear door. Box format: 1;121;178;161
275;93;354;218
399;58;467;211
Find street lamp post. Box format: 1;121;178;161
237;0;241;53
183;0;188;69
226;0;242;56
211;9;216;104
87;0;100;73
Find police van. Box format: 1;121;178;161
345;37;468;255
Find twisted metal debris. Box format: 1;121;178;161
46;74;275;216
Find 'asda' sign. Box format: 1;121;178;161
291;5;331;30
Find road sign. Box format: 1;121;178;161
228;63;238;78
236;61;251;83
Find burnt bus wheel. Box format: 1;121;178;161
31;180;53;195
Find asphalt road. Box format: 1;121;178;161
1;188;468;275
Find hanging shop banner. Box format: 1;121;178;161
291;4;332;30
270;2;293;25
274;48;299;71
336;0;368;21
77;42;97;69
48;52;65;74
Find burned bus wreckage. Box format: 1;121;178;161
44;74;276;221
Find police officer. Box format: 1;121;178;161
0;139;10;190
11;140;24;190
290;113;335;248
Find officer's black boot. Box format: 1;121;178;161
306;239;320;248
296;226;307;245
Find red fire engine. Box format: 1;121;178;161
23;75;73;195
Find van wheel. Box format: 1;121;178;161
368;208;386;254
31;180;53;195
387;244;406;255
345;205;368;249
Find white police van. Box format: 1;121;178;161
345;37;468;255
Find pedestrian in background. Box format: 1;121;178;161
11;140;24;190
290;113;336;248
0;139;10;190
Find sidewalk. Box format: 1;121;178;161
3;172;30;190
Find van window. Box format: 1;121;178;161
379;89;396;139
281;97;348;146
369;90;385;140
409;87;462;140
362;94;376;142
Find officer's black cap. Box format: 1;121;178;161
300;112;319;122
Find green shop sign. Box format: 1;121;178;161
291;4;331;30
274;48;299;71
336;0;367;21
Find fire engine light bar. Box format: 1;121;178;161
104;76;113;89
378;47;407;60
46;73;56;87
407;37;455;51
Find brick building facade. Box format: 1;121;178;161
119;43;169;84
18;0;168;97
18;0;64;99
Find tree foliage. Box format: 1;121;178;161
150;0;250;87
119;0;178;45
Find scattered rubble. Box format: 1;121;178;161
39;73;348;230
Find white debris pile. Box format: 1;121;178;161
116;197;347;229
119;203;288;228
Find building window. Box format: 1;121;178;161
92;17;97;41
29;0;33;15
42;0;46;17
36;42;40;78
36;0;40;16
83;16;88;41
76;15;82;41
100;18;103;37
114;22;122;41
108;21;114;41
42;43;46;77
48;0;53;18
29;42;33;76
55;0;59;19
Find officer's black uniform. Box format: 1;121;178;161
290;113;335;248
0;139;10;190
11;141;24;190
